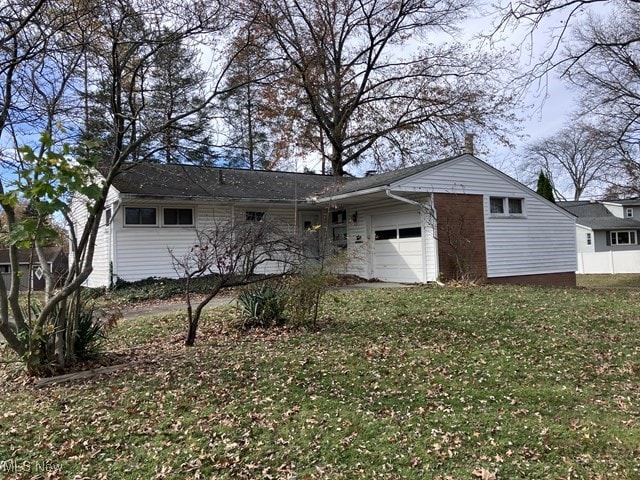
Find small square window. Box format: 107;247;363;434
626;208;634;218
490;197;504;214
164;208;193;226
246;211;265;222
125;207;157;225
508;198;523;214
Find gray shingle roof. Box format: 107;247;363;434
320;156;457;196
559;201;640;230
559;201;611;218
577;216;640;230
111;163;347;202
108;158;461;203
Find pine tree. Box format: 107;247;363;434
143;33;214;164
536;170;555;203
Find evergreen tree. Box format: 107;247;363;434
143;33;214;164
536;170;555;202
83;28;214;164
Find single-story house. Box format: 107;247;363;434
0;247;68;291
559;198;640;274
70;154;577;287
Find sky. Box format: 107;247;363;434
458;3;590;188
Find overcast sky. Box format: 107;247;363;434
459;3;587;185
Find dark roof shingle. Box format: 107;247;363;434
110;163;347;202
559;201;640;230
321;156;457;196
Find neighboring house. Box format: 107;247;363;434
0;247;68;291
70;154;577;287
559;198;640;274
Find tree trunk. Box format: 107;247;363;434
185;317;199;346
330;148;344;176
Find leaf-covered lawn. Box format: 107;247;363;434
577;274;640;288
1;285;640;479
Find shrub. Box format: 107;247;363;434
74;305;118;360
285;269;333;327
19;301;118;371
237;282;288;329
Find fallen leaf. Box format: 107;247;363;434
472;467;496;480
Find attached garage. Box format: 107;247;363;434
372;212;423;282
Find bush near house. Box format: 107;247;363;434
1;285;639;479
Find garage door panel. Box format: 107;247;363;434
372;211;423;283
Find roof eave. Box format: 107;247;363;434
314;186;388;203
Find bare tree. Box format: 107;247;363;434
523;121;620;200
0;0;252;373
253;0;515;175
493;0;640;192
170;219;301;346
565;5;640;192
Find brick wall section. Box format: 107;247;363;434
487;272;576;287
434;193;487;281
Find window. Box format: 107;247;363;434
586;233;592;246
399;227;421;238
105;208;112;225
489;197;504;214
508;198;523;214
125;207;156;225
610;231;637;245
163;208;194;226
331;210;346;224
246;211;264;222
489;197;524;216
626;208;634;218
375;229;397;240
330;209;347;249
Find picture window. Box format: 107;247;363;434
610;231;637;245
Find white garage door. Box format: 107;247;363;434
372;213;423;282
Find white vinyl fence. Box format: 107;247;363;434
577;251;640;274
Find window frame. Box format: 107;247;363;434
162;207;195;227
610;230;637;246
626;207;634;218
586;232;592;246
124;206;158;227
489;196;525;217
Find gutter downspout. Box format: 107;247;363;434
385;188;442;285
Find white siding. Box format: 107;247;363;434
576;225;595;254
344;200;434;281
603;203;624;218
68;187;119;288
392;155;577;278
112;202;297;282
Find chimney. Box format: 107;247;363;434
463;133;474;155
